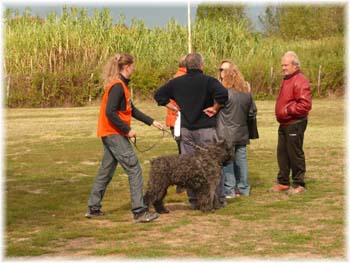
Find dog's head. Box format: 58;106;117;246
207;140;234;166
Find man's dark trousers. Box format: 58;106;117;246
277;119;307;187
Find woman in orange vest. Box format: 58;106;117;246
165;57;186;194
165;56;187;154
85;53;163;223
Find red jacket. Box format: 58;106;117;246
275;70;312;126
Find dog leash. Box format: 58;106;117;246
182;140;208;151
130;127;208;153
129;129;166;153
162;129;208;152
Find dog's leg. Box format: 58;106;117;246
212;193;221;209
143;189;155;210
197;186;213;212
143;179;159;210
143;191;150;207
153;200;169;214
153;186;170;214
208;180;222;210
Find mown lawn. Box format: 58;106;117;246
4;98;346;259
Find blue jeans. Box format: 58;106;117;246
223;145;250;197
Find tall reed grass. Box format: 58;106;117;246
4;7;344;107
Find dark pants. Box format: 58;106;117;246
170;127;181;154
277;119;307;187
180;127;225;206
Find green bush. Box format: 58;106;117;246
4;7;345;107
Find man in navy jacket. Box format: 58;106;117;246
154;52;228;208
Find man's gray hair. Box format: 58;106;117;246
283;51;301;69
185;52;204;70
178;55;187;67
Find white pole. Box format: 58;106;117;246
187;0;192;53
4;62;9;103
89;73;93;103
270;66;273;95
317;65;322;95
7;76;10;103
42;78;45;97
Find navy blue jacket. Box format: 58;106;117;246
154;69;228;130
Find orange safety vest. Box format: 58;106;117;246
97;78;132;137
165;67;186;127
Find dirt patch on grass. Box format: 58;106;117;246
80;219;120;228
26;189;44;194
48;237;106;257
80;161;98;166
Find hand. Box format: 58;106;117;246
203;107;217;117
152;121;164;130
285;105;291;116
166;102;180;112
127;130;136;138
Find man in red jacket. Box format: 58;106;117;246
271;51;312;194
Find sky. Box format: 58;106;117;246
2;1;266;31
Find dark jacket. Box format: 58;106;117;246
275;70;312;126
216;89;257;145
154;69;228;130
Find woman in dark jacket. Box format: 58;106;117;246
216;60;257;198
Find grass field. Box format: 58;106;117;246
4;98;346;259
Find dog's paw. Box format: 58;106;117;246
155;206;170;214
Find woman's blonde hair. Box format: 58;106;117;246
218;59;250;93
102;53;134;88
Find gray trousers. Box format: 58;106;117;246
180;127;225;205
87;134;147;215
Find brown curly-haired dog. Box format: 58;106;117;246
143;141;234;213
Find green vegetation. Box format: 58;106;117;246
259;5;344;39
5;99;345;258
4;5;345;107
196;3;253;30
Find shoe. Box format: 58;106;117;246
85;208;105;218
287;186;306;195
234;189;241;197
134;211;159;223
225;195;234;199
269;184;290;192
